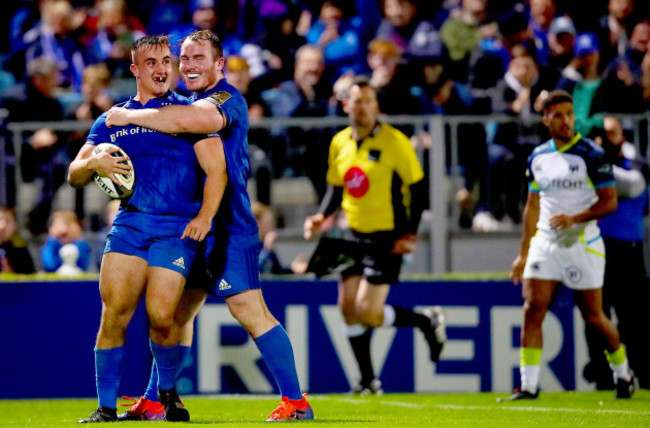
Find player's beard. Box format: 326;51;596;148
553;126;575;143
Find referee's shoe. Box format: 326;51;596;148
420;306;447;362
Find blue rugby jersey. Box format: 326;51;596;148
86;91;205;218
194;79;258;235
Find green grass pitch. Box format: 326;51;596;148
1;391;649;427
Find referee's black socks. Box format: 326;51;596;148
391;305;429;329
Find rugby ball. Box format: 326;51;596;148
92;143;135;199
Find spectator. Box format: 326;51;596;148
75;63;114;121
306;0;365;80
226;55;273;205
41;210;91;273
411;62;488;229
481;44;557;229
22;0;86;91
529;0;557;43
5;1;42;82
168;0;243;59
145;0;188;35
253;201;307;275
255;3;306;84
226;56;268;120
86;0;145;79
546;16;577;73
261;44;333;200
584;117;650;390
627;19;650;68
377;0;444;61
440;0;495;85
600;56;645;113
0;206;35;274
641;29;650;104
596;0;638;70
469;4;535;90
65;63;116;222
0;57;68;235
367;38;420;115
556;32;606;137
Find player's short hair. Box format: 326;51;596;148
131;35;171;63
542;89;573;113
183;30;224;60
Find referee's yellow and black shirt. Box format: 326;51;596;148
326;123;424;233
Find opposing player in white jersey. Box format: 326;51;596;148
507;90;636;400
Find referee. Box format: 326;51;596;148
304;76;446;395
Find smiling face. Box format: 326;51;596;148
130;45;172;100
180;39;224;92
294;46;324;88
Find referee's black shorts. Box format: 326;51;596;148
341;229;403;285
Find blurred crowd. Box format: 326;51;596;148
1;0;650;273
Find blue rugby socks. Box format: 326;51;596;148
150;341;181;391
143;361;159;402
254;324;302;400
95;346;125;409
144;345;192;401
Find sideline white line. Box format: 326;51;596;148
379;400;426;408
319;396;425;408
434;403;650;415
318;396;649;415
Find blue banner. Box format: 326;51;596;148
0;279;591;399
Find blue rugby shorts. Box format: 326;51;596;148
187;232;261;297
104;212;200;278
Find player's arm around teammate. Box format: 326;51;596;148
106;96;224;134
105;39;226;135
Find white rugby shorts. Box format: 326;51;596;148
522;232;605;290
